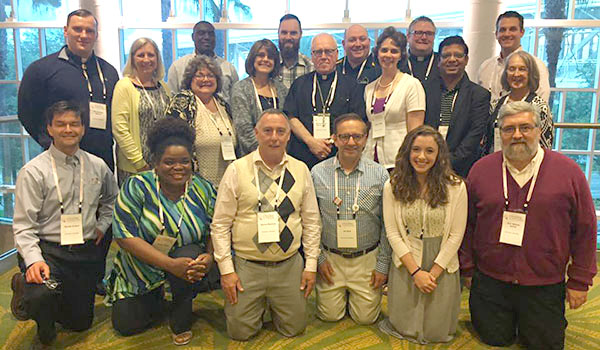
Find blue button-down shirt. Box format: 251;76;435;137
311;156;391;274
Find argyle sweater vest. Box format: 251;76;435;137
231;153;309;261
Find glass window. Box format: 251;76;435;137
348;0;407;23
289;0;345;24
202;0;222;23
0;84;18;117
541;0;569;19
0;136;24;187
538;28;599;89
122;0;165;22
574;1;600;20
175;29;194;59
227;0;286;23
0;29;16;81
558;91;595;151
44;28;65;55
502;0;538;17
592;156;600;211
18;28;41;74
174;0;200;22
0;192;15;222
409;2;466;22
16;0;78;22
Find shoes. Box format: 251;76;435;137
29;337;52;350
172;330;192;346
95;282;106;296
11;273;29;321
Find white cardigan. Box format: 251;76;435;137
363;74;425;168
382;179;468;273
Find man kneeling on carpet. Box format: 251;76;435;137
103;118;217;345
11;101;118;350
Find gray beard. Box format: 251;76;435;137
503;142;536;163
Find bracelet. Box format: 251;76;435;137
410;267;422;277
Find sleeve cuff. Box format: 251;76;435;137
217;258;235;275
23;252;45;269
132;158;147;169
375;259;390;275
567;279;590;292
304;257;317;272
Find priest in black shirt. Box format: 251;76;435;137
284;33;365;168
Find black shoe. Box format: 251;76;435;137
11;272;29;321
95;282;106;296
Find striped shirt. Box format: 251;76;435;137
311;157;392;274
104;171;216;303
439;87;459;126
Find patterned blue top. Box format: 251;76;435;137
104;171;216;303
311;157;391;274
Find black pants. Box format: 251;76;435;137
469;271;567;350
18;240;104;345
111;244;208;336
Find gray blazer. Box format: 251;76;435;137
231;76;288;156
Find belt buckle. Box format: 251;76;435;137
263;261;279;267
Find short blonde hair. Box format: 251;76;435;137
123;37;165;82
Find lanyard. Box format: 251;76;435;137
370;72;399;113
341;55;369;82
50;153;84;214
501;156;542;212
407;54;434;81
312;72;338;113
198;96;233;137
254;162;286;211
156;171;189;234
81;58;107;101
333;158;361;218
135;78;165;121
251;77;277;112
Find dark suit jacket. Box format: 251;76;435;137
427;74;491;177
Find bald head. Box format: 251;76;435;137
311;33;339;74
343;25;370;67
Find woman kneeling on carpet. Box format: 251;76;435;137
104;118;217;345
379;125;467;344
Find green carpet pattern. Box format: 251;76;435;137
1;262;599;350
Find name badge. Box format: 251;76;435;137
494;127;502;153
313;113;331;139
499;211;526;246
438;125;449;140
220;134;236;161
336;219;357;249
372;112;386;139
257;211;280;243
89;102;107;130
60;214;84;245
407;235;423;258
152;234;177;255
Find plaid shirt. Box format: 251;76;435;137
277;53;314;89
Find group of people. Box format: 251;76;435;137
8;7;596;350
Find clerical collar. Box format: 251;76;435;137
317;72;335;81
409;50;433;62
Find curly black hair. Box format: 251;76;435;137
147;117;195;164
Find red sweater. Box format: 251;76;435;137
460;150;597;291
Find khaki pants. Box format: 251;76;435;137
316;248;381;325
225;253;307;341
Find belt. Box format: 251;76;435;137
40;239;96;251
244;253;296;267
323;243;378;259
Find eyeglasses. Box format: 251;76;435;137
500;124;536;135
409;30;435;38
337;133;366;143
194;73;216;80
312;49;337;57
441;52;466;60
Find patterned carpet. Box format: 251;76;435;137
1;258;599;350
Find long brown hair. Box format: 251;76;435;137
389;125;460;208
